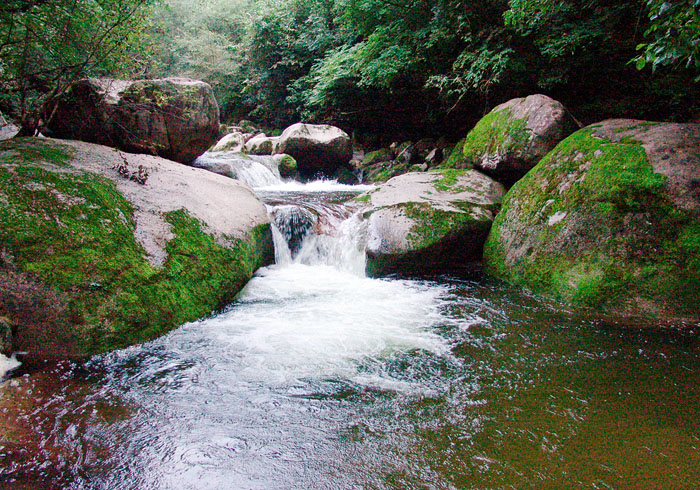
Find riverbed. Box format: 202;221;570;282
1;157;699;489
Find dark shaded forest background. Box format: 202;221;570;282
1;0;699;144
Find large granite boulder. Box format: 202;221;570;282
48;78;220;164
274;123;352;177
0;137;273;361
359;169;505;276
484;120;700;322
461;94;579;185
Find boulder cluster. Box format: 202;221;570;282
2;76;698;365
355;94;699;323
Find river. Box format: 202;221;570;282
1;155;699;489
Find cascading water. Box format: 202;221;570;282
4;152;700;490
194;150;283;187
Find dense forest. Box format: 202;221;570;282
1;0;699;143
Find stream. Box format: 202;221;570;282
1;155;700;489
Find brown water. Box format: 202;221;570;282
1;180;699;489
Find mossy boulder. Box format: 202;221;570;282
273;154;297;178
484;119;700;323
462;94;579;185
48;78;220;164
212;131;249;152
273;123;352;178
0;138;273;360
245;133;279;155
360;169;505;276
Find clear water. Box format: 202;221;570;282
1;175;700;490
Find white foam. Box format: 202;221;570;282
194;263;449;386
0;353;21;380
256;180;375;193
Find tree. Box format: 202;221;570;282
635;0;700;80
0;0;155;136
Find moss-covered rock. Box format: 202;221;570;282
212;131;249;152
361;169;505;276
48;78;220;164
484;119;700;323
0;138;273;360
362;148;393;167
462;94;579;185
273;153;298;178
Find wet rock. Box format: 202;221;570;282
484;119;700;322
360;169;505;276
48;78;220;164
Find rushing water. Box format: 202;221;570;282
2;156;700;489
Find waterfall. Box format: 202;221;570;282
266;199;367;275
194;151;283;188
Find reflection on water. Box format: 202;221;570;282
2;172;699;489
2;273;700;490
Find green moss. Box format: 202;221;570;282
362;148;392;167
484;124;700;320
0;138;73;166
440;138;468;169
462;107;530;164
277;154;297;177
0;141;272;355
354;193;372;203
403;202;489;250
432;169;468;192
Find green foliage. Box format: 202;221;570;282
0;0;156;134
634;0;700;80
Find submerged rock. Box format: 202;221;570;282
0;137;273;360
274;123;352;177
360;170;505;276
484;119;700;322
48;78;220;164
461;94;579;185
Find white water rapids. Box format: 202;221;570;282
176;151;451;389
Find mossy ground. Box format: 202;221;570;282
462;107;529;164
484;126;700;321
0;139;272;356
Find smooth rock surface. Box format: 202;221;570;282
274;123;352;177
